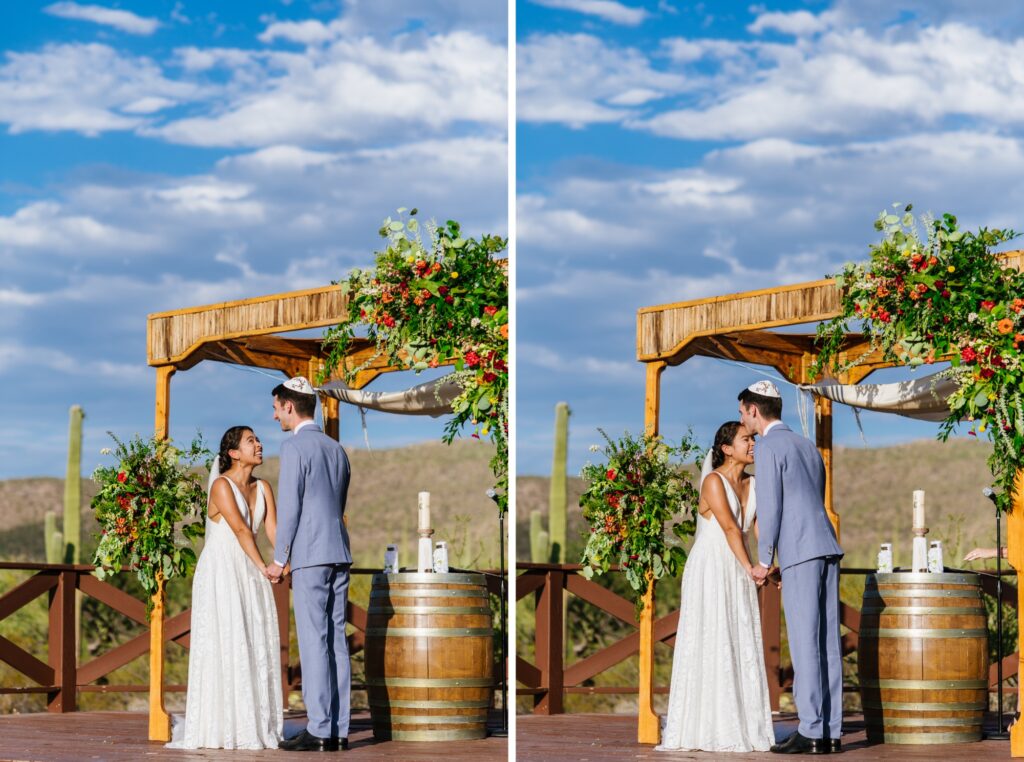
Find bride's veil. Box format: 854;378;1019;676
698;449;715;491
206;456;222;511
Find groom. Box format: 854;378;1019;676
742;380;844;755
267;376;353;753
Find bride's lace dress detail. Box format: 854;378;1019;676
167;478;283;750
657;472;774;752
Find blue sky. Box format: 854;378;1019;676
516;0;1024;475
0;1;507;478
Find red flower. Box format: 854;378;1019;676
916;283;927;293
980;368;995;379
438;286;449;296
935;280;945;289
444;295;454;304
606;469;616;480
961;346;977;363
481;372;498;383
981;300;996;311
117;472;127;483
941;290;951;298
629;554;639;560
465;350;481;368
483;305;498;316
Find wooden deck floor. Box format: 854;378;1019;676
0;710;508;761
516;713;1012;761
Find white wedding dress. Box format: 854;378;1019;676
657;472;775;752
167;477;283;750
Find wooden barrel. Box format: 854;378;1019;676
858;572;987;744
364;572;493;741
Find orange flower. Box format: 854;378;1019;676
1015;333;1024;346
499;324;508;339
997;318;1014;334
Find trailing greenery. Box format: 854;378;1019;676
320;209;509;510
815;205;1024;512
91;433;210;614
578;430;702;616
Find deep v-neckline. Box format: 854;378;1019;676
221;476;259;531
713;471;748;529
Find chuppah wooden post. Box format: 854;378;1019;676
1008;468;1024;758
149;365;174;743
638;360;666;745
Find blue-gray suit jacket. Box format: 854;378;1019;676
755;422;842;571
273;423;352;570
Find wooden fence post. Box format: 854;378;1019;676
148;573;170;742
534;569;564;714
1008;469;1024;758
274;576;292;706
47;569;77;712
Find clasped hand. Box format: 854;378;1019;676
264;562;287;584
749;564;781;588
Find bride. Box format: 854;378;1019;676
167;426;284;750
657;421;775;752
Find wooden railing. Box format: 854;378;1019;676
0;563;505;712
516;562;1020;714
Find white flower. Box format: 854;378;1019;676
100;448;112;455
968;313;978;322
471;317;481;327
589;444;601;452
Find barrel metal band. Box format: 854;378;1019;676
863;589;980;600
366;677;494;688
867;716;981;728
872;731;981;744
869;572;979;585
859;606;984;616
368;606;492;616
380;728;487;741
370;589;488;599
374;714;485;725
858;628;986;639
862;701;983;711
372;572;485;585
369;699;491;709
860;679;987;689
365;627;493;637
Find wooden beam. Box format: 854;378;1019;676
148;574;170;742
1009;469;1024;758
815;393;839;541
153;367;174;442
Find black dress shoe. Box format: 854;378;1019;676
770;731;827;754
279;730;341;752
826;738;841;753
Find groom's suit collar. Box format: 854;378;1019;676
763;420;789;436
293;419;320;435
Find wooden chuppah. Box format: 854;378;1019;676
144;284;455;741
634;251;1024;746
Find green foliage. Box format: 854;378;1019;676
578;430;702;616
91;432;210;615
815;204;1024;511
320;209;509;510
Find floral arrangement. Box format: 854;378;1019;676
579;430;702;615
320;209;509;509
815;204;1024;511
91;433;210;613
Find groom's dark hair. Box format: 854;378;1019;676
273;383;317;418
738;388;782;422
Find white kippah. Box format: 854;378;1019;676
747;380;781;398
284;376;317;395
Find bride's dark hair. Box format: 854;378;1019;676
217;426;253;473
711;421;743;469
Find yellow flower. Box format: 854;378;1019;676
947;265;955;273
407;255;415;263
979;424;987;433
450;271;459;279
988;393;997;401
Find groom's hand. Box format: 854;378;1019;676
265;561;284;583
750;564;770;585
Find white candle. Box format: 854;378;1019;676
418;491;431;531
913;490;925;529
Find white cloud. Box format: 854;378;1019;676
518;33;686;126
0;341;149;382
0;288;45;307
155;31;506;147
0;201;158;253
530;0;649;26
258;18;340;45
747;10;832;36
521;343;642;382
43;2;160;36
0;43;194;135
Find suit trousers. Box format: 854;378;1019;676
781;556;842;740
291;564;352;739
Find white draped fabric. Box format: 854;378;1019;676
799;371;957;422
318;376;459;417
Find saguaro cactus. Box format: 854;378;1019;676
44;511;64;564
530;403;570;563
63;405;84;565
